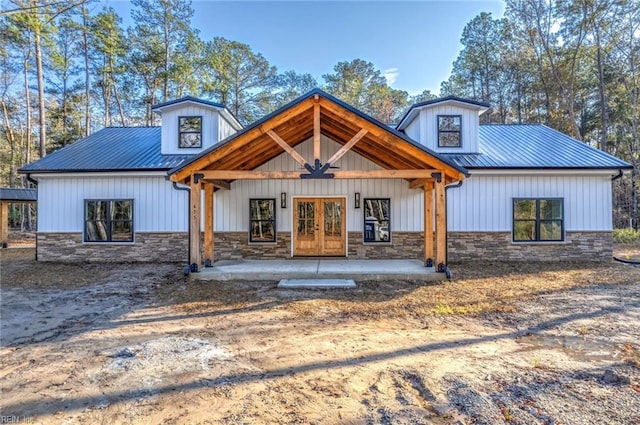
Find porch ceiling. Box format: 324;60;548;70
168;89;468;184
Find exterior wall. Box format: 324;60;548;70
159;104;220;155
448;173;613;232
448;231;612;262
215;136;427;233
36;174;188;233
404;116;420;141
418;105;480;153
37;232;187;262
218;114;238;141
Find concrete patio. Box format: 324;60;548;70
192;259;445;282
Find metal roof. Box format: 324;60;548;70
397;95;490;130
19;127;193;173
0;188;37;201
168;88;470;178
441;124;633;169
151;96;226;110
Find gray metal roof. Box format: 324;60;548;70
442;124;632;169
19;127;192;173
0;188;37;201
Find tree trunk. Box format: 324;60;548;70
595;25;608;152
82;4;91;137
34;24;46;157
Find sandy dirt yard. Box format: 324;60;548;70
1;248;639;424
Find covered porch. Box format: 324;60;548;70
168;89;467;274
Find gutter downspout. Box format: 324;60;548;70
171;180;191;274
26;174;38;261
611;169;623;181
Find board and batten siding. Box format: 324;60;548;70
415;105;480;153
159;105;220;155
218;114;238;141
36;174;188;233
448;174;613;232
214;136;426;233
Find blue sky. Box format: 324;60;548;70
104;0;505;95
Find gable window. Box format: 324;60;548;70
364;198;390;243
250;199;276;242
513;198;564;242
85;200;133;242
438;115;462;147
178;116;202;148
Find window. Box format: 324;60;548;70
438;115;462;147
178;116;202;148
364;198;390;243
85;200;133;242
250;199;276;242
513;198;564;242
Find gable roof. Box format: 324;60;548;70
397;95;490;130
444;125;633;170
0;188;37;202
168;88;469;183
151;96;243;130
19;127;191;173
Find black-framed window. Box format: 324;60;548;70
438;115;462;147
513;198;564;242
250;199;276;242
364;198;390;243
85;199;133;242
178;116;202;148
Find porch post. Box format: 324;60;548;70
435;174;447;269
0;201;8;248
204;182;214;267
423;181;434;265
189;174;202;270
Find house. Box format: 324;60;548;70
19;89;632;270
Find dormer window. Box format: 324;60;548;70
179;116;202;148
438;115;462;147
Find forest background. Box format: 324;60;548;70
1;0;638;229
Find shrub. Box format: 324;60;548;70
613;228;640;244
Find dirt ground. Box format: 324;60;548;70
1;248;639;424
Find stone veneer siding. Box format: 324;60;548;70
447;231;613;262
37;230;612;263
37;232;188;262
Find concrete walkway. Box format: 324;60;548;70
193;259;444;282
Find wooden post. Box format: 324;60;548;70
435;175;446;268
204;183;214;266
0;201;8;248
313;98;320;161
423;181;434;265
189;175;202;270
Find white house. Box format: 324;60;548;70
20;89;631;270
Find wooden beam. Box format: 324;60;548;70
313;100;320;161
326;128;368;165
189;175;202;269
435;176;446;267
204;183;214;266
203;179;231;190
0;201;8;248
266;129;307;167
424;181;434;264
194;169;440;180
409;178;432;189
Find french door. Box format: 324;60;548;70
293;197;346;256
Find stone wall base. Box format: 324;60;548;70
37;232;188;262
447;231;613;262
37;230;613;263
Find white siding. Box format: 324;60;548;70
218;115;238;141
159;106;220;155
404;116;420;140
215;136;426;232
37;175;188;232
448;174;613;231
419;105;480;153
